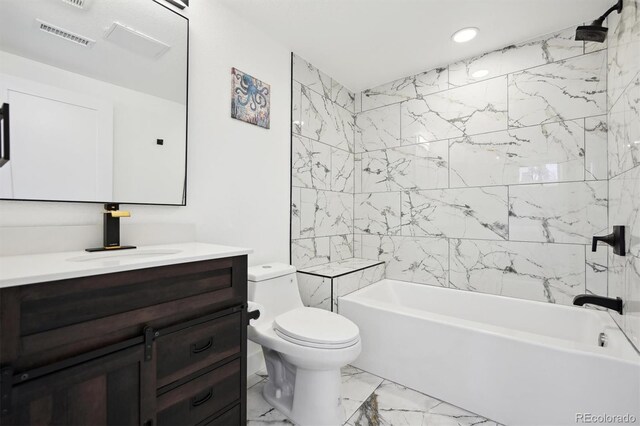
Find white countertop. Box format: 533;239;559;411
0;242;253;288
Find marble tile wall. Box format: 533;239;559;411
291;55;356;269
352;26;610;306
606;0;640;350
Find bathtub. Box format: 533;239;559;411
339;279;640;425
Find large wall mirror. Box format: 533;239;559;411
0;0;188;205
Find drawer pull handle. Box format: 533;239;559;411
191;388;213;407
191;337;214;354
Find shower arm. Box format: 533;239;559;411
592;0;623;25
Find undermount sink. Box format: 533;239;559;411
67;249;182;262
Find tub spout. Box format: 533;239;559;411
573;294;623;314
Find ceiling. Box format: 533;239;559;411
0;0;187;103
218;0;612;92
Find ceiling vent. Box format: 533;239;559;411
36;19;96;47
61;0;92;9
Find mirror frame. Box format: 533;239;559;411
0;0;189;207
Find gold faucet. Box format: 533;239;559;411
106;209;131;218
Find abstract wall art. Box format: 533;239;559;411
231;67;270;129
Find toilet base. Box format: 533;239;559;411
261;348;346;426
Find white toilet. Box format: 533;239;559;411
247;263;361;426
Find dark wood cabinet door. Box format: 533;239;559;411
1;344;156;426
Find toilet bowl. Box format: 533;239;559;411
247;263;361;426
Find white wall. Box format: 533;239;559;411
0;1;291;268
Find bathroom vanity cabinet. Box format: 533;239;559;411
0;245;249;426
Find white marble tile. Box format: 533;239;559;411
355;92;362;113
331;148;354;192
509;181;608;244
608;75;640;178
584;116;609;181
360;141;449;192
345;380;497;426
355;192;402;235
401;76;508;144
292;81;302;135
340;366;384;422
293;54;332;98
586;246;608;298
608;247;627;330
247;380;294;425
335;104;356;153
300;85;354;152
300;188;353;237
354;154;362;193
401;187;508;240
355;104;402;153
361;67;448;111
302;263;353;278
334;264;385;310
299;84;331;143
335;258;384;269
332;80;356;113
291;187;301;240
608;165;640;348
247;372;265;389
449;27;583;87
449;239;585;305
361;235;449;286
449;120;585;187
508;50;607;127
584;37;606;55
330;234;354;262
353;234;363;258
607;0;640;108
291;237;331;269
297;272;332;310
608;246;625;301
292;134;331;190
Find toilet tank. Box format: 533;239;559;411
248;263;303;324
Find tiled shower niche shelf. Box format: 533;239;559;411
297;258;385;313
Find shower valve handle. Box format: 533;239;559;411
592;226;625;256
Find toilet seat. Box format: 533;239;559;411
273;307;360;349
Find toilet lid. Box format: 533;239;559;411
273;307;360;348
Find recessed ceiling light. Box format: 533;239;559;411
452;27;479;43
471;69;489;78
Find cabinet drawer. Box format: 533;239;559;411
157;312;242;388
157;359;240;426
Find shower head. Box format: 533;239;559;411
575;0;623;43
575;24;609;43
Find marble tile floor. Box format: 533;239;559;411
247;365;499;426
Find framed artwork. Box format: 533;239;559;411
231;67;270;129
